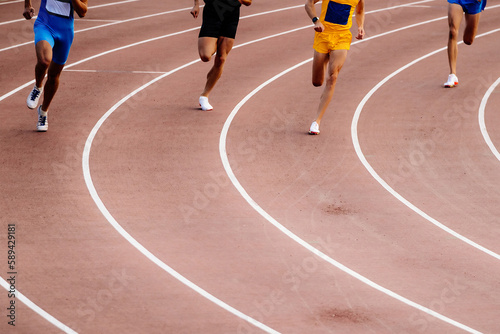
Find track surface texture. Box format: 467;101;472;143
1;0;500;333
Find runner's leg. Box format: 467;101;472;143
447;3;463;75
201;36;234;97
34;40;52;88
463;12;481;45
312;50;329;87
314;49;348;125
41;62;65;111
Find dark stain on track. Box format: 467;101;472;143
324;202;356;215
317;307;370;324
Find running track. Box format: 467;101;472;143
1;0;500;333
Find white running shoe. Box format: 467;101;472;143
309;121;320;135
444;74;458;88
27;85;43;109
37;106;48;132
199;96;213;111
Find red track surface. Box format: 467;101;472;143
1;0;500;333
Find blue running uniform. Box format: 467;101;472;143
448;0;487;15
34;0;74;65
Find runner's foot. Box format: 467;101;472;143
444;74;458;88
27;85;43;109
37;106;48;132
199;96;213;111
309;121;320;135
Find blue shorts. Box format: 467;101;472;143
34;18;74;65
448;0;486;15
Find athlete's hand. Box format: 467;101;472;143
314;21;324;33
23;6;35;20
356;27;365;40
190;4;199;18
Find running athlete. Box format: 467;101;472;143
305;0;364;135
444;0;487;88
24;0;87;132
191;0;251;111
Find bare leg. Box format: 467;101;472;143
313;49;348;126
41;61;65;111
311;50;329;87
34;40;52;88
198;36;218;62
200;37;234;98
447;3;463;75
463;12;481;45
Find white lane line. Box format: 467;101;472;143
0;278;77;334
79;2;439;331
81;65;282;333
219;29;485;334
63;69;168;74
0;0;438;102
0;26;201;102
0;4;320;334
78;19;121;23
0;1;302;50
0;0;138;26
79;23;332;334
479;77;500;161
0;0;23;5
0;23;203;334
90;0;139;9
351;25;500;262
0;6;196;52
0;0;433;51
0;2;444;332
0;17;37;26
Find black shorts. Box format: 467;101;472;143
199;0;241;39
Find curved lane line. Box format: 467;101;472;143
0;7;196;53
80;3;443;332
0;25;302;333
351;27;500;261
0;8;309;334
0;2;310;51
0;1;139;27
0;0;442;103
220;7;500;332
478;77;500;161
0;26;200;102
0;0;23;5
218;47;483;334
0;279;77;333
0;18;321;334
81;55;283;334
0;2;450;332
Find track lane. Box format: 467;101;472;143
82;1;492;332
2;0;499;333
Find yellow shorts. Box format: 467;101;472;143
313;30;352;53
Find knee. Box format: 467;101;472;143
448;27;459;41
312;79;323;87
214;53;227;67
463;36;474;45
326;71;339;86
37;57;51;69
200;53;212;62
